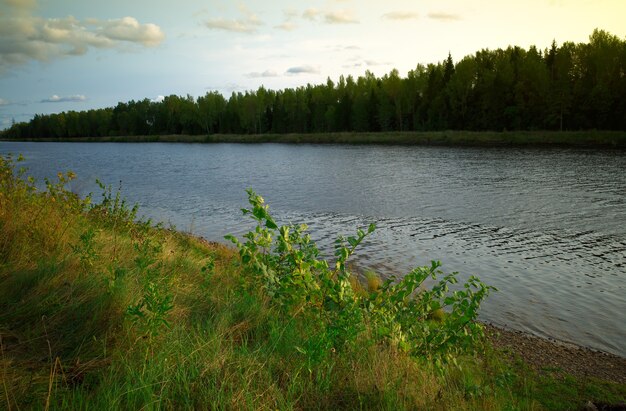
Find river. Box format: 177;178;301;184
2;141;625;356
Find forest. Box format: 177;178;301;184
2;29;625;139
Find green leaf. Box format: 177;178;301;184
252;207;266;220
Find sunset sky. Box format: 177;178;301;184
1;0;624;129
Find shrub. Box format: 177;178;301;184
226;189;495;365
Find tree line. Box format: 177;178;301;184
3;29;625;139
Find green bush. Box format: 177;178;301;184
226;189;496;366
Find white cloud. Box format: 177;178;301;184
0;4;165;74
98;17;164;47
205;5;263;33
283;9;299;20
302;8;321;21
329;45;360;52
382;11;419;21
41;94;86;103
275;8;299;31
205;18;259;33
428;12;461;21
285;65;320;75
365;59;391;67
245;70;279;78
301;8;358;24
324;10;359;24
151;95;165;103
0;98;8;105
274;22;297;31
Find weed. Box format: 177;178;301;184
70;228;99;275
227;189;495;365
126;238;173;338
90;179;138;229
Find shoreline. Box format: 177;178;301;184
198;236;626;366
198;236;626;383
2;130;626;148
190;234;626;392
484;323;626;384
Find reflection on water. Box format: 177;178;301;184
1;141;625;356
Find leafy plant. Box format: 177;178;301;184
126;282;174;337
126;238;173;338
103;262;126;293
227;189;495;365
200;256;215;287
71;228;99;275
0;153;34;193
90;179;138;228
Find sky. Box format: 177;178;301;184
1;0;625;129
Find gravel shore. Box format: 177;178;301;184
485;324;626;384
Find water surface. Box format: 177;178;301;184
2;141;625;356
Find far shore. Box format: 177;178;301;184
3;130;626;147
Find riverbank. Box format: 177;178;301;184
1;155;625;410
485;325;626;384
4;130;626;147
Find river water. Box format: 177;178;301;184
2;141;625;356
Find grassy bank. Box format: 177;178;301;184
1;155;625;410
3;130;626;147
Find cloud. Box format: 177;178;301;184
365;59;391;67
245;70;279;78
328;44;360;53
0;98;8;106
324;10;359;24
382;11;419;20
41;94;86;103
204;18;260;33
285;65;320;75
274;22;297;31
283;9;299;19
427;12;461;21
274;8;299;31
302;8;321;21
204;5;263;33
151;95;165;103
302;8;358;24
192;8;209;18
98;17;164;47
342;57;390;68
0;5;165;73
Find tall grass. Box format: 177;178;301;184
1;154;624;410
